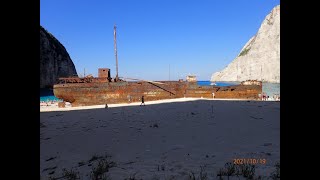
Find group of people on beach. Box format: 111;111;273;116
273;94;280;101
259;92;280;101
40;99;63;106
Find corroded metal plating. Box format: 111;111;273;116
54;77;262;107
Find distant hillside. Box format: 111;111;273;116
211;5;280;83
40;25;78;88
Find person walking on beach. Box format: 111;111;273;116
262;92;266;101
140;96;145;106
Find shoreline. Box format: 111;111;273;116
40;97;279;112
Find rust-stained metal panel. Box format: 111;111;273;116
98;68;110;78
54;78;262;107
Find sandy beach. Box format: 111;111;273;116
40;98;280;179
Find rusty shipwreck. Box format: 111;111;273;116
53;25;262;107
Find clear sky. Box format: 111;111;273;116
40;0;280;81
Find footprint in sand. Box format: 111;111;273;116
42;166;57;172
45;156;57;162
263;143;273;146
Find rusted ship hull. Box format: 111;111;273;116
53;25;262;107
53;81;262;106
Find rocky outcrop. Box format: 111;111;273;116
211;5;280;83
40;26;78;88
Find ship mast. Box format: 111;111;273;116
169;64;170;81
114;24;119;81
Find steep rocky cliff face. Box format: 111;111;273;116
40;26;78;88
211;5;280;83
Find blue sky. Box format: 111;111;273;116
40;0;280;81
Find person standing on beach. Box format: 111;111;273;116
212;92;215;99
127;94;131;103
140;96;145;106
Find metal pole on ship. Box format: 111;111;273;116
114;24;119;81
169;64;170;81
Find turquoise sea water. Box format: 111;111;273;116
262;82;280;97
40;81;280;102
40;88;61;102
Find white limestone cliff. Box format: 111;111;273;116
211;5;280;83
